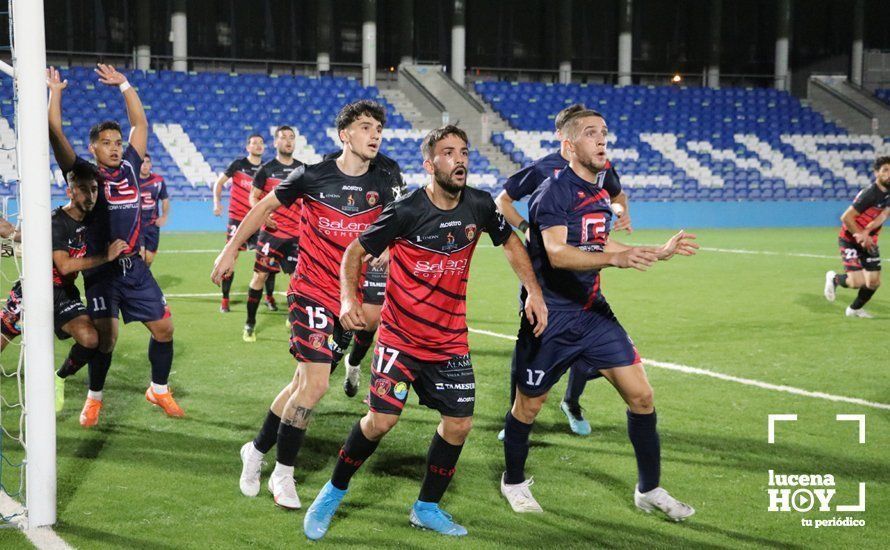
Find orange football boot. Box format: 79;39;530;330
79;397;103;428
145;387;185;417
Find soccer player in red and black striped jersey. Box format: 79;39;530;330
138;153;169;268
212;100;403;510
47;65;183;426
824;156;890;318
301;126;547;540
241;127;302;341
213;134;266;312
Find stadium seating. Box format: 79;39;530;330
0;67;493;201
477;81;890;201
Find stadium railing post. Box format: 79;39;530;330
13;0;57;529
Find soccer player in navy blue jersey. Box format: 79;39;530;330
47;65;183;427
495;104;631;438
500;109;698;521
138;153;170;267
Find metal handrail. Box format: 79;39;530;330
400;67;446;112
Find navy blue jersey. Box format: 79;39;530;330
68;145;144;256
139;173;168;225
504;151;621;202
527;166;615;311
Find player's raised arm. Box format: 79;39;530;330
47;67;76;172
96;64;147;157
211;191;282;284
501;233;548;336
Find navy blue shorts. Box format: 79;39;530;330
84;256;169;324
143;224;160;253
512;304;640;397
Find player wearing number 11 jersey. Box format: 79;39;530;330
302;125;547;541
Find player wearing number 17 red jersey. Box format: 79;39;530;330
302;125;548;541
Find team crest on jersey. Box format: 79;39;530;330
308;333;325;350
465;224;477;241
366;191;379;206
374;378;392;397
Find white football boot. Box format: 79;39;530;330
634;486;695;521
500;473;543;513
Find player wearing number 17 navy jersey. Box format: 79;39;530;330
47;64;183;429
500;109;699;522
302;126;547;541
212;101;403;511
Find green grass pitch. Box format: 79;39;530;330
1;228;887;548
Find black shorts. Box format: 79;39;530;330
368;345;475;418
227;217;260;251
84;256;169;324
287;293;350;364
839;237;881;272
255;231;299;275
143;224;160;253
1;281;88;340
362;263;387;305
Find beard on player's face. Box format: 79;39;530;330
433;164;467;195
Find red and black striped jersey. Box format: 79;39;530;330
51;207;89;287
275;158;401;314
839;183;890;241
254;158;303;239
224;157;262;220
359;187;513;362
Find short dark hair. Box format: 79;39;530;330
555;103;587;131
274;125;294;138
335;100;387;133
421;125;469;161
247;133;264;143
562;109;607;141
143;152;151;161
89;120;123;143
874;156;890;172
66;162;99;189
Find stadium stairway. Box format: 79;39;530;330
807;75;890;136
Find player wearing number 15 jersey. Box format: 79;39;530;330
302;125;547;540
212;100;401;511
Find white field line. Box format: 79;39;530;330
158;245;887;261
465;327;890;411
0;492;72;550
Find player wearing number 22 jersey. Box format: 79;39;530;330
303;125;547;541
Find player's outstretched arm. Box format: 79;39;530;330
46;67;76;172
340;240;368;331
54;239;128;275
502;233;548;336
653;230;699;261
211;192;282;284
543;225;658;272
495;190;528;232
96;64;148;157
